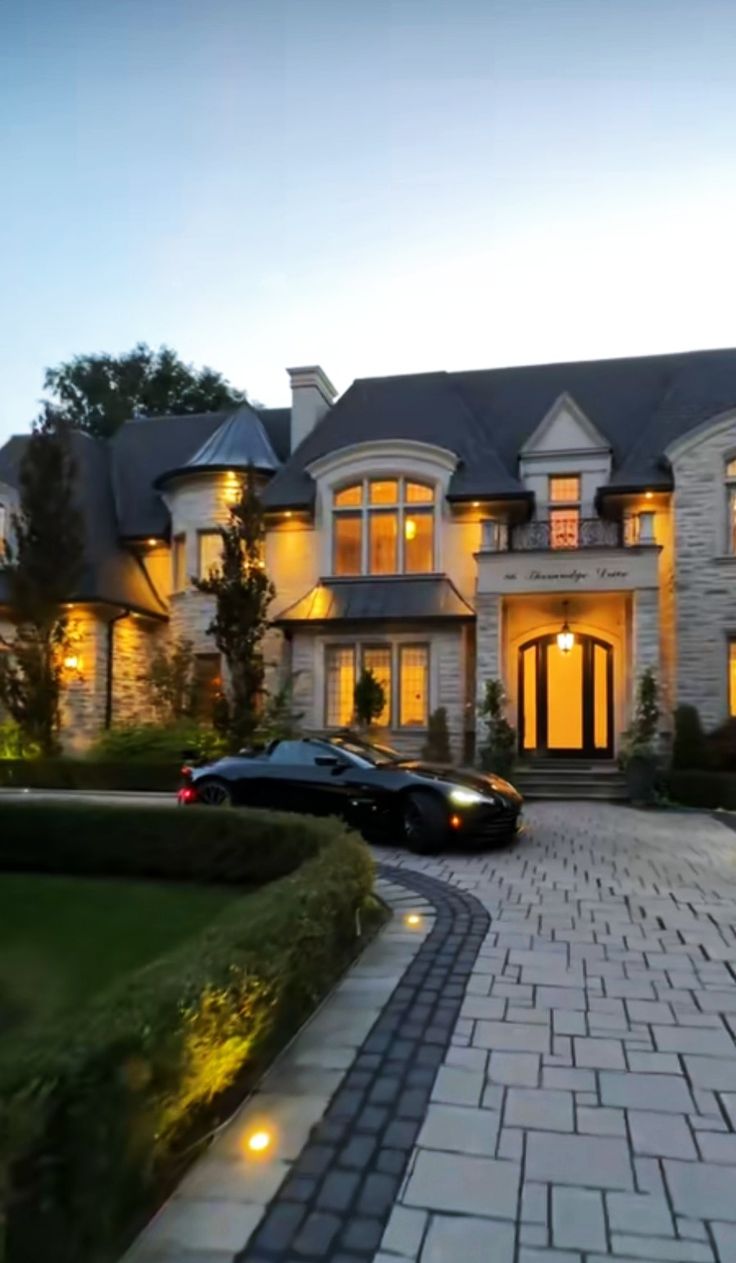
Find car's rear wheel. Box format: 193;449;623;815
195;778;232;807
402;791;447;854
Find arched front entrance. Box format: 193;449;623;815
518;633;613;759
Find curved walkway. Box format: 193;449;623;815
126;803;736;1263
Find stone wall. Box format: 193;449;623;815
671;421;736;728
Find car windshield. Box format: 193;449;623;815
328;735;402;766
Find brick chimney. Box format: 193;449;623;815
287;366;336;452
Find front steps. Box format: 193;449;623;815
512;757;628;801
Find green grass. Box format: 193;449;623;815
0;873;239;1039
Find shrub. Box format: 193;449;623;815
0;722;38;760
0;759;180;793
147;637;198;722
665;770;736;810
0;805;374;1263
704;718;736;772
672;705;708;770
621;668;660;762
88;722;226;762
478;679;516;777
421;707;452;763
353;669;385;729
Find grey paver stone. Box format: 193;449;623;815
430;1065;484;1105
606;1192;674;1236
653;1025;736;1056
626;1051;681;1073
403;1149;521;1217
521;1225;550;1246
474;1021;550;1052
420;1214;515;1263
141;1198;265;1253
489;1051;541;1086
664;1160;736;1221
626;1001;675;1024
712;1223;736;1263
381;1206;428;1257
552;1186;606;1251
543;1067;596;1092
522;1181;549;1225
577;1107;626;1136
600;1073;695;1113
519;1249;582;1263
417;1103;499;1155
574;1037;626;1069
677;1219;709;1242
628;1110;698;1159
683;1056;736;1090
506;1088;574;1132
695;1132;736;1163
526;1132;633;1189
609;1234;713;1260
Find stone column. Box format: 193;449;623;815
632;586;660;678
475;592;502;702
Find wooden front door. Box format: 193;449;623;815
519;633;613;759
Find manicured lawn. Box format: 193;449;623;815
0;873;239;1039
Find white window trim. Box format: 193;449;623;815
322;637;431;730
332;476;437;577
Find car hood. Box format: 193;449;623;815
398;762;521;802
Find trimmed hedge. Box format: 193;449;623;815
0;759;180;792
666;770;736;810
0;804;374;1263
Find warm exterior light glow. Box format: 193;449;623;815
146;537;158;546
645;491;653;500
449;814;462;829
404;517;417;541
63;654;80;671
246;1130;271;1154
472;501;480;508
556;601;574;653
405;913;422;927
223;473;241;504
285;510;292;518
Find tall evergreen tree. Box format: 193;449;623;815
44;343;245;439
0;407;85;753
193;468;275;749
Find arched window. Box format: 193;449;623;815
332;478;435;576
726;459;736;554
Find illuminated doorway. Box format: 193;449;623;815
518;633;613;758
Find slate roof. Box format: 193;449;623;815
262;346;736;510
153;403;280;490
275;576;474;623
0;431;168;617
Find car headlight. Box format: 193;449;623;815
449;787;485;806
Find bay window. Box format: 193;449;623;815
325;641;429;728
332;478;436;575
198;531;223;579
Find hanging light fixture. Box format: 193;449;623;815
556;600;574;654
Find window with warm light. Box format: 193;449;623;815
726;460;736;554
730;642;736;717
172;533;187;591
399;644;429;727
325;642;429;728
332;479;435;575
198;531;223;579
548;474;581;549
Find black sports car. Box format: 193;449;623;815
179;734;523;853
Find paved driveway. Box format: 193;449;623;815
126;802;736;1263
374;803;736;1263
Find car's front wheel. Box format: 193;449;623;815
195;778;233;807
402;791;446;854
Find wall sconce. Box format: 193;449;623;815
63;653;84;679
556;601;574;654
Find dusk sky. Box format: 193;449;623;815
2;0;735;442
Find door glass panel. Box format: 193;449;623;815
594;643;609;750
363;646;392;726
522;645;537;750
546;641;583;749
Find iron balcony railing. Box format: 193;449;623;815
482;517;624;553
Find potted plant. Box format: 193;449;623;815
620;667;660;805
478;679;516;778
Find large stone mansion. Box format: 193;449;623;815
2;348;736;757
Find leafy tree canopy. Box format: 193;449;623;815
43;343;245;439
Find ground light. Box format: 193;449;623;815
404;913;422;928
245;1129;272;1155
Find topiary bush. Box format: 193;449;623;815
477;679;516;777
672;704;708;770
0;804;374;1263
421;707;452;763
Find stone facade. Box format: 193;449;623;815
670;416;736;728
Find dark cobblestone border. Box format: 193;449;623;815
236;864;490;1263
